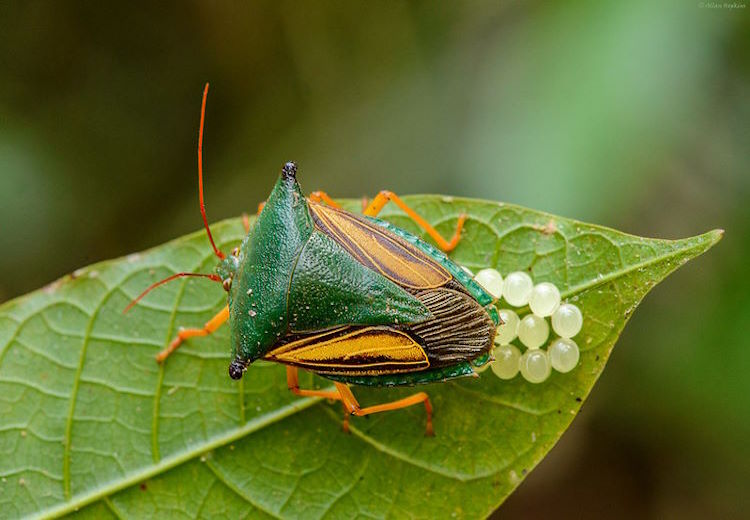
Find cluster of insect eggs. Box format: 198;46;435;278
467;268;583;384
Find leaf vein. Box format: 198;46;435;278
204;458;284;519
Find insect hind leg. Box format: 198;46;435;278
363;191;465;253
334;382;434;436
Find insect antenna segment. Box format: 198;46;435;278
198;82;225;260
122;272;222;314
123;83;229;315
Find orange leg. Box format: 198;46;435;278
334;382;434;436
363;191;466;252
308;191;341;208
156;306;230;363
257;201;265;215
286;367;356;433
286;366;341;400
242;212;251;233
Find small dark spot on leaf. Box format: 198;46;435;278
140;483;147;491
557;409;561;414
521;468;528;475
595;355;600;361
575;397;582;402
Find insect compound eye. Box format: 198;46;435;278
222;278;232;292
228;359;245;380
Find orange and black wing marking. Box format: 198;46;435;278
266;287;496;377
264;326;430;376
309;202;452;290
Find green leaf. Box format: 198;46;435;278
0;196;721;519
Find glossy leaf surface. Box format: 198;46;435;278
0;196;721;519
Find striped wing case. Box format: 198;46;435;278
264;202;496;380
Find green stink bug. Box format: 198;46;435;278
127;85;499;435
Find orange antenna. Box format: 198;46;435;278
198;83;225;260
123;272;221;314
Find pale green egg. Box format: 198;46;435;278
474;268;503;299
517;314;549;349
491;344;521;380
519;349;551;383
495;308;520;345
551;303;583;338
502;271;533;307
529;282;561;317
548;338;580;373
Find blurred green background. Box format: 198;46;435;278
1;1;747;518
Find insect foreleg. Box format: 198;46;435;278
308;191;341;208
363;190;466;252
259;185;336;214
310;191;368;211
156;305;230;363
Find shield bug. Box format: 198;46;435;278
126;84;499;435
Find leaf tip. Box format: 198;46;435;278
704;228;725;249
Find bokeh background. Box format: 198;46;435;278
1;1;747;518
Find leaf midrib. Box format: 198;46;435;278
558;230;720;300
